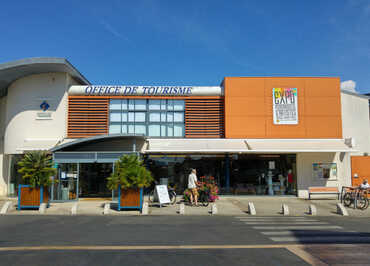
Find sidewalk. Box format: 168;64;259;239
2;196;370;216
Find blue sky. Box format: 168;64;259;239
1;0;369;93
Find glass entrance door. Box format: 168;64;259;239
52;163;78;201
79;163;112;198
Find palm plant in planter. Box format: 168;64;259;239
107;154;153;211
17;151;56;210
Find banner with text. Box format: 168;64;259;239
272;88;298;125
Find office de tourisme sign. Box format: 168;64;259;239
68;85;223;96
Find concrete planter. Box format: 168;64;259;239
118;187;143;211
18;185;49;210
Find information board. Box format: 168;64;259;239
155;185;171;204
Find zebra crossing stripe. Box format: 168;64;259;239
244;222;328;225
261;231;358;236
253;225;342;230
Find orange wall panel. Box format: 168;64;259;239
224;77;342;139
351;156;370;187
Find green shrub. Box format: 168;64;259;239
17;151;57;188
107;154;153;190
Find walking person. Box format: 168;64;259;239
188;168;198;206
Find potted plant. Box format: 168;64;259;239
107;154;153;211
17;151;56;210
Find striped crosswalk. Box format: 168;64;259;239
235;216;370;243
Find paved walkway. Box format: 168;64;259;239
2;196;370;216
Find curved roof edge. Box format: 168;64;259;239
51;134;146;152
0;57;90;97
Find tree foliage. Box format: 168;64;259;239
17;151;57;188
106;154;153;190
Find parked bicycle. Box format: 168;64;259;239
342;186;369;210
148;184;177;205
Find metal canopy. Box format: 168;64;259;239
52;134;146;163
0;57;90;97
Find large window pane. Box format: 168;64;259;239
174;124;184;137
174;100;184;111
110;112;121;122
135;125;146;135
109;100;121;110
174;112;184;122
167;125;174;137
109;124;121;134
135;100;146;110
149;100;160;110
167;112;174;122
122;112;128;122
161;113;166;122
161;100;166;110
135;112;146;122
121;124;127;134
128;99;135;110
149;124;160;137
161;125;166;137
167;100;174;111
128;124;135;134
149;112;160;122
122;99;128;110
128;112;135;122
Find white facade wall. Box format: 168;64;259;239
0;96;7;196
341;92;370;154
0;72;81;196
297;152;351;198
4;73;70;154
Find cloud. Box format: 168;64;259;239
341;80;357;92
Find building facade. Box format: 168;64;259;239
0;58;369;200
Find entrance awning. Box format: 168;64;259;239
144;138;355;154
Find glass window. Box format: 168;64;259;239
167;112;174;122
109;100;121;110
149;124;160;137
128;112;135;122
174;124;184;136
135;112;146;122
122;99;128;110
174;100;184;111
167;125;174;137
161;125;167;137
128;99;135;110
135;125;146;135
128;124;135;134
109;124;121;134
149;100;160;110
121;124;127;134
149;112;160;122
167;100;174;111
135;100;146;110
174;112;184;122
161;113;166;122
122;112;128;122
110;112;121;122
161;100;166;110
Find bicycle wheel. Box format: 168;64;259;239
343;192;353;207
148;190;156;203
357;194;369;210
169;191;177;205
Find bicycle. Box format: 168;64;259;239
342;187;369;210
148;185;177;205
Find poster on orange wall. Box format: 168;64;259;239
272;88;298;125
